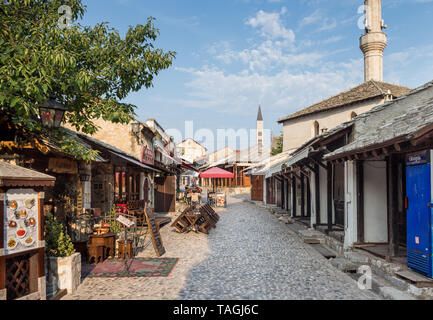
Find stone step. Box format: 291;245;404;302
310;244;337;259
330;257;359;273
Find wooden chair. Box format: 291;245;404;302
88;244;105;264
118;240;133;259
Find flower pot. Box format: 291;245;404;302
47;252;81;295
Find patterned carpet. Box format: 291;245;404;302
82;258;179;278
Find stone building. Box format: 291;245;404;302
176;138;207;164
277;0;410;154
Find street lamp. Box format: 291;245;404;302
39;97;67;129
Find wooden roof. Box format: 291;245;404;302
0;161;55;187
278;80;412;123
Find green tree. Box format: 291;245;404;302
0;0;176;160
45;213;76;257
271;132;283;156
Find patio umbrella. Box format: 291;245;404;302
200;167;234;192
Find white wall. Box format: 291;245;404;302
363;161;388;243
282;98;384;152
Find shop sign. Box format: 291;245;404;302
116;214;135;228
141;146;155;165
406;150;431;166
48;158;78;174
4;189;39;255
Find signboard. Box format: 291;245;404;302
406;150;431;166
144;206;165;257
116;214;135;228
4;189;39;255
48;158;78;174
141;146;155;165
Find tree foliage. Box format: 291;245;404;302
271;132;283;156
0;0;176;159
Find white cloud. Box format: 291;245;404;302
246;8;295;42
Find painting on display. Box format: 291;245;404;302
4;189;39;255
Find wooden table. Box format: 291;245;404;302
89;233;116;259
184;214;201;233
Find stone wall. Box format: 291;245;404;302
47;253;81;294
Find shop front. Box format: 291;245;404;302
0;162;55;300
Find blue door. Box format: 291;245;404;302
406;163;433;277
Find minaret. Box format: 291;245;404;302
360;0;387;82
257;105;263;147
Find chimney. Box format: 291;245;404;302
360;0;387;82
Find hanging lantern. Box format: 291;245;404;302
38;97;67;129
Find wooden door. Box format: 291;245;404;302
251;175;264;201
154;176;176;213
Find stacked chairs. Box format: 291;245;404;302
171;204;221;235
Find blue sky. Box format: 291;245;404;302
80;0;433;152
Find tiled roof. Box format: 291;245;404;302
277;80;412;123
325;80;433;159
0;161;55;181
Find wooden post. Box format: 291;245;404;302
387;155;399;257
356;161;365;243
307;174;311;218
327;163;333;231
292;177;297;217
315;164;321;225
301;172;305;217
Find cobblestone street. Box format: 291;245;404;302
63;195;379;300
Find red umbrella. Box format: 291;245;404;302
200;167;234;193
200;167;234;178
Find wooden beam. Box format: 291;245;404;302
292;176;297;217
372;149;380;158
382;147;390;156
301;172;305;217
315;163;321;225
327;163;333;231
310;157;327;170
394;143;401;152
304;163;317;174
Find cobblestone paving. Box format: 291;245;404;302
63;195;379;300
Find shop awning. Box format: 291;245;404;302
109;150;162;173
0;162;56;187
200;167;234;178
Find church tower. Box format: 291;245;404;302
360;0;387;82
257;105;263;147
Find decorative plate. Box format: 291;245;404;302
25;218;37;228
8;200;18;210
16;227;27;239
8;220;18;228
7;238;18;250
22;236;35;247
19;210;28;219
25;199;35;209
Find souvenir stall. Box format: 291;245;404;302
199;167;234;208
0;162;55;300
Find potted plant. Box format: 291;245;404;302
45;213;81;296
